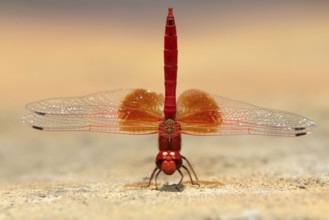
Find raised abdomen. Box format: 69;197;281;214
164;8;178;119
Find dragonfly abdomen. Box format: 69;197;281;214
164;8;178;120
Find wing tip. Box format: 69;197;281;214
293;120;316;137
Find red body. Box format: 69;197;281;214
157;9;184;177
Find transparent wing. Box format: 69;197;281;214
177;89;316;136
22;89;164;134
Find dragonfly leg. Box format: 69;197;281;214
182;165;200;186
154;169;162;190
143;167;159;188
182;155;199;183
175;169;184;191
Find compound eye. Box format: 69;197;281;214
169;152;175;156
162;152;168;156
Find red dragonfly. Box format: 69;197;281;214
23;8;316;190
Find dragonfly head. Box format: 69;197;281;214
156;151;182;175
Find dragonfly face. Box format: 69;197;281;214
156;151;182;175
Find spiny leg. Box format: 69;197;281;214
182;155;199;182
182;165;200;186
143;167;159;188
176;169;184;191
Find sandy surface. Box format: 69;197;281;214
0;105;328;220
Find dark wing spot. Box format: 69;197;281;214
35;111;46;116
294;127;305;131
295;132;307;137
32;126;44;130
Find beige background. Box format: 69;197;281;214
0;1;328;219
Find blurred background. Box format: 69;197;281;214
0;1;328;183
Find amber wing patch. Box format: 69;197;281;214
118;89;164;132
177;89;223;134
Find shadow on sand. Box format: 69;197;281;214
124;180;224;192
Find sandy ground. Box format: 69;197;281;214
0;102;328;220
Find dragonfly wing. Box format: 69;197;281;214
22;89;164;134
177;89;316;136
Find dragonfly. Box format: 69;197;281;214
22;8;316;190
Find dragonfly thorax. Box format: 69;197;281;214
160;119;181;136
158;119;181;152
156;151;182;175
